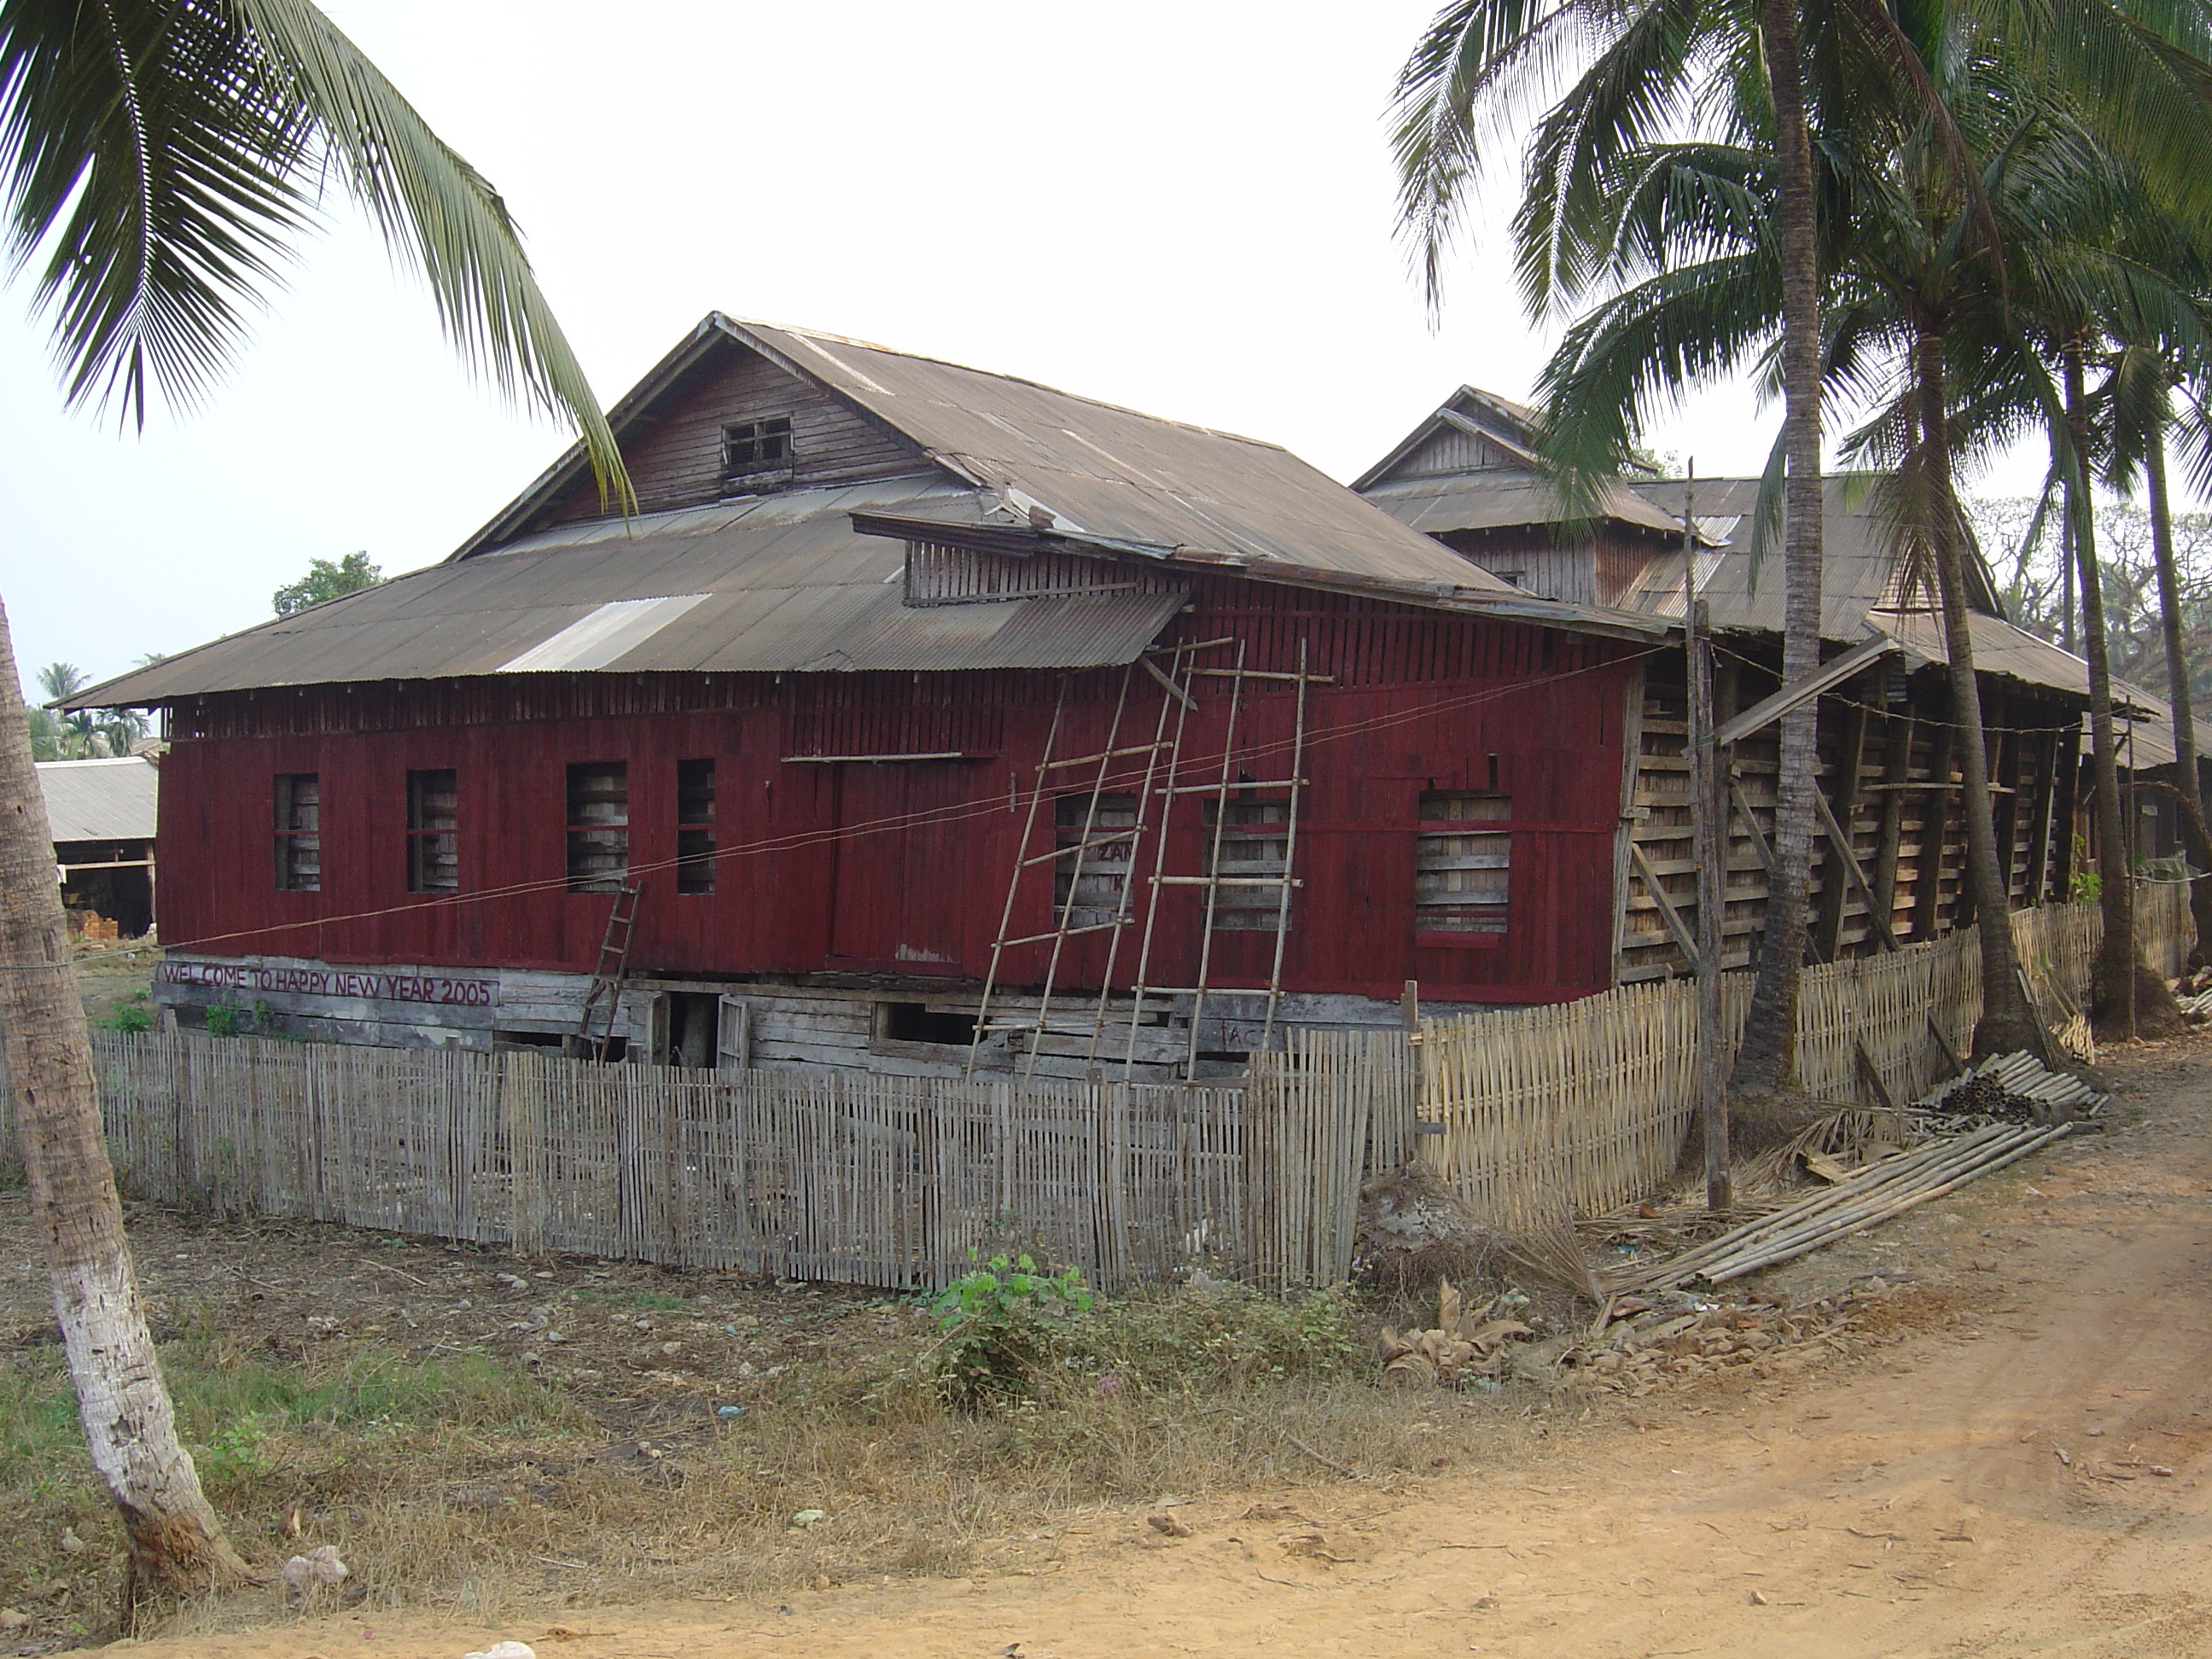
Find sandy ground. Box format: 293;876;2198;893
91;1038;2212;1659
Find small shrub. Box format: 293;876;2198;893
1062;1281;1365;1394
95;996;152;1034
930;1254;1091;1409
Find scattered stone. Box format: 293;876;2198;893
282;1545;349;1592
789;1509;828;1530
0;1610;27;1633
463;1644;537;1659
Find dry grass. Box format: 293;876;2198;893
0;1275;1558;1647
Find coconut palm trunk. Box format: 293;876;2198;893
1730;0;1825;1108
2064;341;2141;1036
1915;329;2042;1053
0;599;248;1596
2143;416;2212;958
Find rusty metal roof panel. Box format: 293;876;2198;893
36;756;159;843
736;321;1511;591
68;479;1188;705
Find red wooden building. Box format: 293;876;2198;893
74;317;1688;1078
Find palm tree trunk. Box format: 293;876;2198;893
2144;413;2212;960
0;597;248;1597
1914;329;2040;1054
1732;0;1825;1104
2065;341;2140;1038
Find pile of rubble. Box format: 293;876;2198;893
1572;1284;1892;1396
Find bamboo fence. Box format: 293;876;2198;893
0;889;2192;1289
1400;887;2189;1235
86;1034;1249;1291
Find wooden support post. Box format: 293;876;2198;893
1631;844;1702;970
2024;725;2060;904
1871;711;1915;932
1915;704;1960;940
1684;471;1729;1211
1990;691;2025;906
1815;789;1901;951
1815;696;1871;960
1400;979;1419;1034
2052;719;2083;900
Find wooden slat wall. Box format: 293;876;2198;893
543;343;929;523
1618;658;2084;985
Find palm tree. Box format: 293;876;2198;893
0;0;628;1596
1394;0;1832;1131
2104;345;2212;963
1523;53;2056;1057
1395;0;2212;1075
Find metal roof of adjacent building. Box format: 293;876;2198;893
37;756;158;843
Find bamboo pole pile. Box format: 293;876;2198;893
1605;1120;2073;1294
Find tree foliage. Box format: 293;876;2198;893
272;550;380;616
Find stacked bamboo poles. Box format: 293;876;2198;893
1605;1120;2073;1293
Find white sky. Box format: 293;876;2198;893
0;0;2059;697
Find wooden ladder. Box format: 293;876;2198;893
969;640;1225;1080
1126;638;1316;1081
573;882;642;1061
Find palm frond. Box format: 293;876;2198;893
0;0;631;509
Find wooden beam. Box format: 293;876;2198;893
1816;696;1871;961
1913;705;1960;943
2024;725;2060;904
1872;711;1916;926
1711;634;1899;748
1727;774;1774;870
1815;787;1901;951
1631;841;1703;971
1611;665;1649;981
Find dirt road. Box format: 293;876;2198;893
117;1045;2212;1659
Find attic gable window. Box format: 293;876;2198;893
721;416;794;492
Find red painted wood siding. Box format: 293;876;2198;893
156;583;1639;1006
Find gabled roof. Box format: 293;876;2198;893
73;321;1681;710
37;756;158;843
1618;476;2005;634
466;314;1512;591
1355;385;1697;541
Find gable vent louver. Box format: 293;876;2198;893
903;543;1184;608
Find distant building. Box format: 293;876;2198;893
38;755;159;938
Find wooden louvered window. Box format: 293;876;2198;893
1053;792;1137;927
406;769;458;893
1417;791;1511;934
1203;795;1293;930
566;761;629;892
676;759;716;895
274;773;321;892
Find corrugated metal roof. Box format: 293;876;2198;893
1361;473;1692;539
1877;608;2168;715
733;320;1511;590
69;479;1192;703
37;756;158;843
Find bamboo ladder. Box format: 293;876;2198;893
968;640;1225;1080
1126;638;1318;1080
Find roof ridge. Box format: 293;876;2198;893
727;316;1294;455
